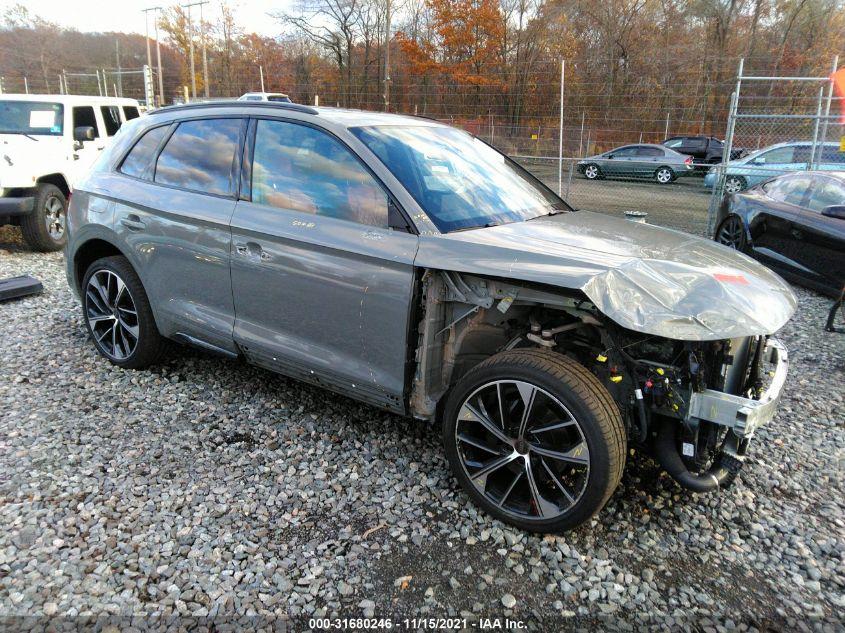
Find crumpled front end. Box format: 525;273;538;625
580;236;797;340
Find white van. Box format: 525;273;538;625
0;94;142;251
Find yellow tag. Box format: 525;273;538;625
840;135;845;152
596;354;607;363
610;375;623;383
531;134;538;140
656;368;665;376
672;403;679;411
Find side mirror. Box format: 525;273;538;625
822;205;845;220
606;154;614;159
73;126;96;142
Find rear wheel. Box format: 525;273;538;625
583;164;601;180
655;167;675;184
442;349;626;533
715;215;747;251
82;256;168;369
20;183;67;252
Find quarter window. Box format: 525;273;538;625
72;106;100;138
251;119;388;227
123;106;140;120
100;106;121;136
120;125;170;179
806;178;845;213
154;118;242;196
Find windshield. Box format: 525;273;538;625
351;125;568;233
0;101;64;136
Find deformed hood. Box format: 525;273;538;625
416;211;797;340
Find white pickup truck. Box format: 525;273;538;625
0;94;142;251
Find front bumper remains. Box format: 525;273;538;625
686;338;788;438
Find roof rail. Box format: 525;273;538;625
150;100;319;116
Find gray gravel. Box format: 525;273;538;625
1;223;843;630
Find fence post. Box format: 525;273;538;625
558;58;565;196
809;85;825;169
578;110;585;157
664;112;670;139
24;76;28;94
817;54;839;169
707;59;743;237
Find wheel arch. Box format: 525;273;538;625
36;173;71;198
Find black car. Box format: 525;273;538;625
663;136;743;168
714;171;845;296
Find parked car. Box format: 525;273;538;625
0;94;141;251
662;135;744;169
704;141;845;193
65;101;794;533
238;92;292;103
577;144;694;184
714;171;845;297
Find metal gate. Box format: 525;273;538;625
707;56;844;236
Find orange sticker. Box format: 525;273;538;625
714;273;749;285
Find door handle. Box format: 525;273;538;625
235;241;269;261
120;215;145;231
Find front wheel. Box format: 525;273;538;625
724;175;746;193
655;167;675;184
442;349;626;533
20;183;67;252
715;215;747;251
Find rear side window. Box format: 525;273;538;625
120;125;170;179
154;118;241;195
123;106;140;120
663;138;683;148
764;175;812;205
72;106;100;138
100;106;121;136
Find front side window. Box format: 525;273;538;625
123;106;140;120
352;125;566;233
820;146;845;164
100;106;121;136
612;147;639;157
754;146;794;164
806;178;845;213
72;106;100;138
252;119;388;227
663;139;683;148
154;118;241;195
120;125;170;179
0;100;63;136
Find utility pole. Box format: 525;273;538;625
116;40;123;97
183;1;209;99
142;7;156;104
383;0;391;111
155;8;164;106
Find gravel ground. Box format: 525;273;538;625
1;222;844;631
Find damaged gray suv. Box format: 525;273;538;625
65;102;795;532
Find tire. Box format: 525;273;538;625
583;163;601;180
442;348;626;533
20;183;67;252
654;166;675;184
715;215;747;251
81;256;168;369
724;175;746;194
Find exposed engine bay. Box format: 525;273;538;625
412;270;787;492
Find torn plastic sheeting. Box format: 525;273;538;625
580;255;797;340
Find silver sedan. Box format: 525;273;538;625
578;143;694;184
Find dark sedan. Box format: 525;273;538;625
714;171;845;296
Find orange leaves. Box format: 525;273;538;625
395;0;505;89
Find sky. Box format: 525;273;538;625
1;0;294;37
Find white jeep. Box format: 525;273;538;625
0;94;141;251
